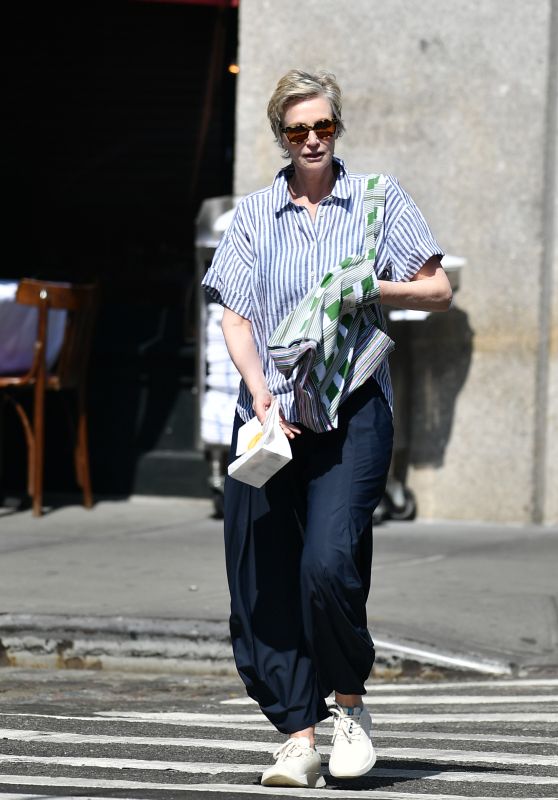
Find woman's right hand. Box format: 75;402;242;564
252;390;302;439
252;388;274;425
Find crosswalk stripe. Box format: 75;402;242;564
371;730;558;744
2;677;557;800
0;778;555;800
5;709;558;724
94;710;558;724
368;730;558;744
221;693;558;706
143;719;557;738
380;746;558;767
80;718;554;740
1;730;556;766
0;760;557;786
1;726;555;747
0;795;105;800
0;712;263;724
362;678;558;691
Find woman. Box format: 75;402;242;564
202;69;451;788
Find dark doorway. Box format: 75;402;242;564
3;1;238;499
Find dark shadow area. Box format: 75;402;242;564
2;1;237;504
388;305;474;485
324;756;508;790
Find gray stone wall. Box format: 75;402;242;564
234;0;557;523
541;18;558;524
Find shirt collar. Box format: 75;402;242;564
272;156;351;212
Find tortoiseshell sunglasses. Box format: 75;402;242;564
281;117;338;145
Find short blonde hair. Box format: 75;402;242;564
267;69;345;156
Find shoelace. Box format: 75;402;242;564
329;704;363;745
272;737;313;762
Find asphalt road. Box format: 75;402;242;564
0;668;557;799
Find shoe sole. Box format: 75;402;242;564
261;773;326;789
329;751;377;778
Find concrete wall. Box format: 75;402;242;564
542;23;558;524
234;0;557;524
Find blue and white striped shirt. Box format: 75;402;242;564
202;157;443;424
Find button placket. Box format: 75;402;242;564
312;198;331;282
310;239;318;283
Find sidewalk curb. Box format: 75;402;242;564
0;613;514;678
0;615;232;673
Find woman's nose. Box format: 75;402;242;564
306;130;320;145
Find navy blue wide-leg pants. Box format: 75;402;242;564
223;379;393;734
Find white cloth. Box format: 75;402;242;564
201;303;241;444
0;280;67;374
201;388;239;445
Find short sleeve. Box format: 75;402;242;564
201;202;254;319
384;176;444;282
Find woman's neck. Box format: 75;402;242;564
289;163;336;205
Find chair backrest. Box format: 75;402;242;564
16;279;99;389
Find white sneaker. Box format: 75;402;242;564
328;703;376;778
261;736;325;788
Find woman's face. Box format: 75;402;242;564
281;95;336;176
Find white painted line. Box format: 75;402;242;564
95;710;264;722
96;709;558;723
373;713;558;723
374;554;447;569
164;720;556;744
0;729;276;754
5;709;558;725
367;768;558;785
215;698;260;706
105;716;553;741
0;794;187;800
0;716;279;735
221;693;558;706
0;784;81;800
0;760;558;786
0;793;93;800
195;724;556;744
374;638;512;674
2;726;555;748
0;754;251;773
0;778;556;800
363;677;558;691
379;746;558;767
13;714;551;743
0;711;264;724
2;729;556;767
0;796;59;800
370;730;558;745
376;692;558;707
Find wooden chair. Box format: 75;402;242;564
0;279;99;516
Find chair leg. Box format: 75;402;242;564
75;390;93;509
7;396;36;499
0;395;4;490
32;387;45;518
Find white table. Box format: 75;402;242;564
0;281;67;375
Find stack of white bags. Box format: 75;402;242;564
200;302;241;446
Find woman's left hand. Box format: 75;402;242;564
279;409;302;439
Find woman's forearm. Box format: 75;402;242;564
221;306;301;435
379;258;453;312
221;308;268;398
